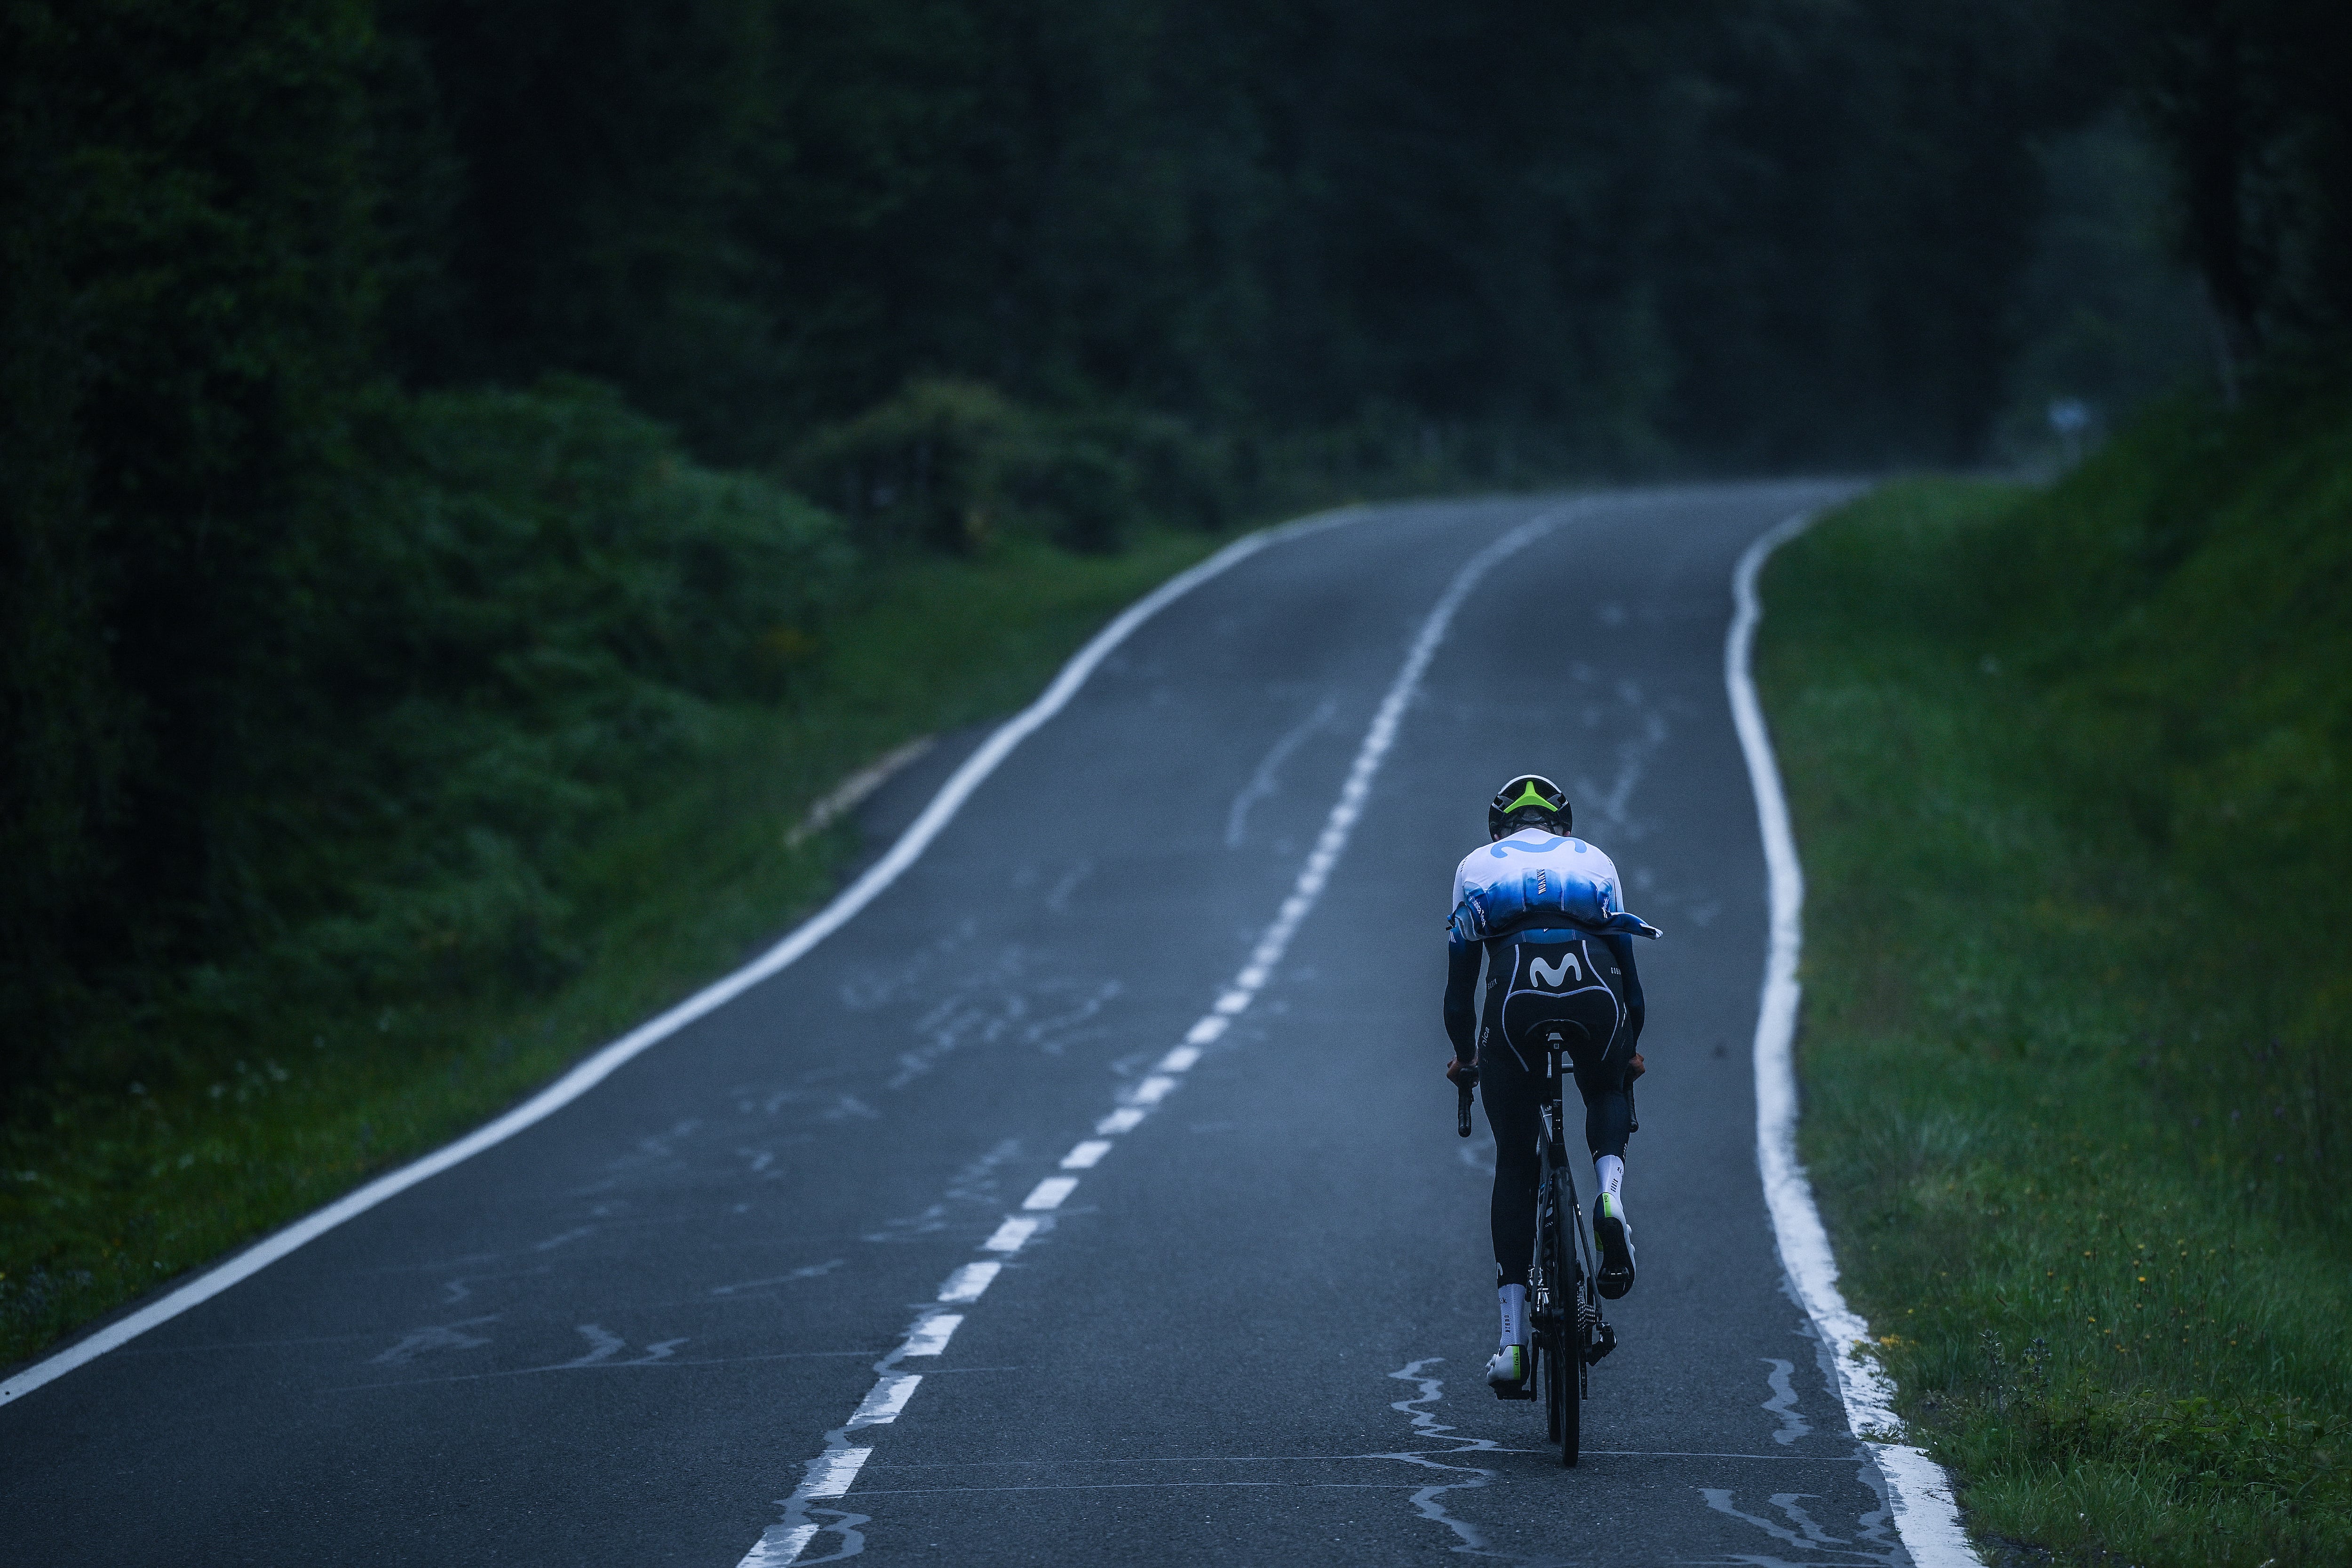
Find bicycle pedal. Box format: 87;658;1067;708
1584;1323;1619;1365
1492;1383;1536;1402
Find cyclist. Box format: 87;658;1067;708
1443;775;1659;1396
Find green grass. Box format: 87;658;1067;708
1757;381;2352;1566
0;528;1224;1369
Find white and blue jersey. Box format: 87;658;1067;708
1447;831;1660;945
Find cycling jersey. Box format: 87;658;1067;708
1448;830;1660;944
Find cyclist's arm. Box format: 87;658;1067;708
1605;933;1645;1051
1443;931;1481;1062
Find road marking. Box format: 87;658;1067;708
936;1263;1000;1303
982;1218;1040;1253
741;1523;821;1566
1020;1177;1079;1211
798;1445;873;1499
0;503;1369;1411
901;1315;961;1357
847;1374;922;1428
742;506;1576;1563
1183;1016;1228;1045
1058;1140;1112;1169
1729;510;1984;1568
1126;1075;1180;1105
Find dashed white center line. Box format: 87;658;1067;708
847;1374;922;1429
983;1217;1041;1252
802;1447;871;1498
739;508;1572;1564
936;1261;1001;1303
1021;1177;1080;1211
1126;1075;1179;1106
901;1315;962;1356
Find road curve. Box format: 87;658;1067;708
0;483;1910;1567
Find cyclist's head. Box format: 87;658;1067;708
1488;775;1572;840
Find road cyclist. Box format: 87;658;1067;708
1443;775;1658;1436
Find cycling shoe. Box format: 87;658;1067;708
1594;1194;1637;1299
1486;1344;1533;1399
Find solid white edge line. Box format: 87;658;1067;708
0;503;1371;1410
1728;510;1984;1568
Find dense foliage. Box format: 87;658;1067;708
3;0;2347;1097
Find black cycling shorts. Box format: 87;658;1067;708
1480;934;1633;1083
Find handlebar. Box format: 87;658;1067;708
1457;1080;1475;1138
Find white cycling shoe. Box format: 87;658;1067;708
1594;1193;1637;1299
1486;1343;1532;1399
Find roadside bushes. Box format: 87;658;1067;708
785;379;1230;556
32;379;855;1085
248;379;852;1001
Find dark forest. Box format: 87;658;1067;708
3;0;2348;1085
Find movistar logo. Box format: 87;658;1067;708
1503;782;1553;814
1530;953;1582;988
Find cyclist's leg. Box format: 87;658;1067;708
1478;996;1543;1389
1560;944;1638;1297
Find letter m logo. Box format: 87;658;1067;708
1530;953;1581;988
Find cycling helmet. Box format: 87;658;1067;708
1488;774;1572;840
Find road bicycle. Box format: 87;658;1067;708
1458;1025;1618;1466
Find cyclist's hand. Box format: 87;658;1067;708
1446;1057;1479;1089
1625;1052;1646;1084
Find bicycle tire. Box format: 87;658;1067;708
1556;1184;1583;1466
1534;1191;1561;1443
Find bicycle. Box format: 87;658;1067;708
1458;1025;1618;1466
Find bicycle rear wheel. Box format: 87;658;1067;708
1542;1173;1581;1466
1531;1188;1562;1442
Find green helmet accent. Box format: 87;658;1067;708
1488;774;1572;840
1504;781;1553;814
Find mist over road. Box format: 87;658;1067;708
2;483;1909;1566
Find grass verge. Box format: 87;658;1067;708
1756;382;2352;1567
0;528;1224;1370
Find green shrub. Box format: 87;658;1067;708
785;378;1231;555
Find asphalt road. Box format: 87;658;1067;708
0;483;1903;1567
